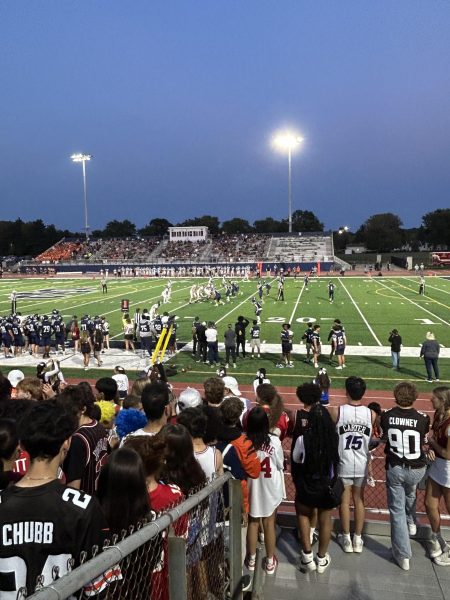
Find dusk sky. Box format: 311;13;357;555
1;1;449;233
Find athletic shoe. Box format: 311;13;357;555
225;364;229;368
353;536;364;553
233;363;236;368
367;476;376;487
244;554;256;571
426;379;433;383
337;534;353;553
264;555;278;575
286;363;294;368
241;574;252;592
434;549;450;566
408;523;417;536
276;364;284;369
429;537;443;559
342;364;346;368
335;366;343;370
300;551;316;572
314;363;319;368
395;557;410;571
315;553;331;574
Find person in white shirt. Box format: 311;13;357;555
205;321;219;366
112;366;129;401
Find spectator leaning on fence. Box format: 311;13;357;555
0;400;114;596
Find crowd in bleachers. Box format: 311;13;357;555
159;240;207;262
33;233;335;267
0;360;449;597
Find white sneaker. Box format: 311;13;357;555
353;536;364;553
335;366;343;370
392;552;410;571
434;549;450;566
300;551;316;572
429;537;443;559
338;533;353;553
315;553;331;574
408;523;417;536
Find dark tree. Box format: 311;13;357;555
103;220;137;238
289;210;324;232
253;217;286;233
357;213;403;251
221;218;254;234
422;209;450;247
139;218;172;236
177;215;220;234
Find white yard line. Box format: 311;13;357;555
289;283;306;325
404;277;450;297
338;278;383;346
375;279;450;326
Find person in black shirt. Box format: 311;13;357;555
0;401;112;596
388;329;402;370
235;316;249;358
380;381;430;571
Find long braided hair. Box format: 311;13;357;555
303;403;339;479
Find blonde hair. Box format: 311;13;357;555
95;400;116;428
426;331;435;340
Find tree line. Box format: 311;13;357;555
1;209;449;257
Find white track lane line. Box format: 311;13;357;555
338;277;382;346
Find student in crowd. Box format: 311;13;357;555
177;407;224;480
329;376;376;554
254;383;290;440
245;407;285;576
313;368;331;406
122;382;172;441
0;400;113;596
292;403;340;574
58;385;109;495
425;386;450;566
380;381;430;571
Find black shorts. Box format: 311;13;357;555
294;476;339;510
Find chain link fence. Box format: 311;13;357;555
281;438;450;522
26;473;245;600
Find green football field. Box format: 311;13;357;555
0;275;448;391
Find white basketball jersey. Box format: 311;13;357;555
195;446;220;481
337;404;372;478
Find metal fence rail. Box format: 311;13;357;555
28;472;240;600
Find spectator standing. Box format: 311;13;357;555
420;332;440;382
329;377;376;554
380;381;430;570
0;401;112;596
245;407;284;575
312;324;322;368
224;323;237;368
292;403;340;573
425;386;450;565
205;321;219;367
59;386;109;495
389;329;402;370
235;316;250;358
112;365;129;400
123;382;172;441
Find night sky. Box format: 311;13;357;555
1;1;449;233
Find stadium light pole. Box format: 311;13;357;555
273;132;304;233
71;153;92;240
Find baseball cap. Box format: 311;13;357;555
176;387;203;415
7;370;25;388
222;376;241;396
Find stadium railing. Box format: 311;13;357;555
27;472;246;600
